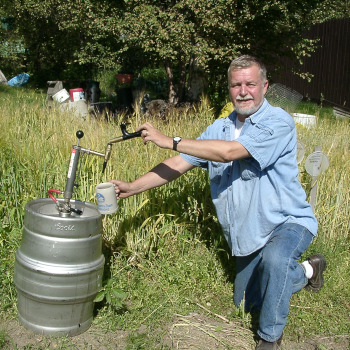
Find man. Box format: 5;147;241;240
110;55;327;350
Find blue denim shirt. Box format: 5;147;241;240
180;99;317;256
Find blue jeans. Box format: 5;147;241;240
233;223;314;342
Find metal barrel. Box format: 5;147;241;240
14;199;105;337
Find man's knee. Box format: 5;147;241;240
259;251;286;275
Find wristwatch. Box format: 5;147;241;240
172;136;182;151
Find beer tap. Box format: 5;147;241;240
48;123;141;215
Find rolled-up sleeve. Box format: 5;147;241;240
237;115;295;170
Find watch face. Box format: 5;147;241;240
174;137;181;142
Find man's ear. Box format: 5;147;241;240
263;80;269;94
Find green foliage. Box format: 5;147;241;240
0;14;26;77
94;278;127;311
0;329;8;348
1;0;348;101
140;67;167;82
96;69;119;97
312;0;350;20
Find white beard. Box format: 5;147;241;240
234;99;264;117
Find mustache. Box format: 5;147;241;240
236;96;253;101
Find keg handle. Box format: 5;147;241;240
102;123;142;173
73;123;142;174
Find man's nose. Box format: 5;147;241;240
239;85;248;95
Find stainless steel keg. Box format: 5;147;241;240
14;198;105;336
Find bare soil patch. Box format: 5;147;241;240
1;314;349;349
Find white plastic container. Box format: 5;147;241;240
52;89;70;103
292;113;316;129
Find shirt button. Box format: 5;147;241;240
229;187;232;191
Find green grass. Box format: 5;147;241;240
0;328;8;348
0;85;349;348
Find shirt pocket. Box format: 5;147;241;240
209;161;228;184
247;123;273;142
239;159;260;180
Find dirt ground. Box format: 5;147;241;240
1;314;349;350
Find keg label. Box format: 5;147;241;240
67;149;76;178
55;223;75;231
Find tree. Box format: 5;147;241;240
1;0;348;103
119;0;241;103
99;0;350;104
116;0;345;104
1;0;83;82
0;1;25;76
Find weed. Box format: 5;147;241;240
94;278;127;311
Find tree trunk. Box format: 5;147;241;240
177;60;187;103
165;61;177;104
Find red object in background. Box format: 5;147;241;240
116;74;134;84
69;88;85;101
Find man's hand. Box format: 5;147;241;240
136;122;173;149
109;180;133;199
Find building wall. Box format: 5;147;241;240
271;18;350;109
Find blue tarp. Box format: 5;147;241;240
8;73;29;87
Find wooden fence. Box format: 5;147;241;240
271;18;350;110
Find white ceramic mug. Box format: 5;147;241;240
95;182;118;215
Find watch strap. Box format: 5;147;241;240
173;137;182;151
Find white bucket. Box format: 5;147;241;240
292;113;316;129
52;89;70;103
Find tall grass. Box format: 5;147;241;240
0;86;220;302
1;86;349;344
294;110;350;246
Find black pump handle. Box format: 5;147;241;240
120;123;142;140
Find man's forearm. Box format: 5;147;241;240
175;138;250;163
136;122;250;163
129;155;195;194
